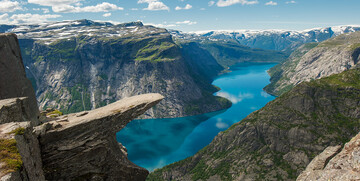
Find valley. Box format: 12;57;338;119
1;17;360;181
117;62;276;171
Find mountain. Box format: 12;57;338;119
148;68;360;181
265;31;360;96
170;25;360;53
0;19;232;118
180;40;287;68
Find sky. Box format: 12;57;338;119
0;0;359;32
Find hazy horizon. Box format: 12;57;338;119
0;0;359;32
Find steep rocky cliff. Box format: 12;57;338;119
265;31;360;96
0;33;39;126
148;68;360;180
297;131;360;181
8;20;230;118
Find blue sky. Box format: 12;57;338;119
0;0;359;32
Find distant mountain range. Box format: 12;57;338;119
170;25;360;53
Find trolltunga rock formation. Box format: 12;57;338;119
35;93;164;180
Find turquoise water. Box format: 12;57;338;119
116;62;276;171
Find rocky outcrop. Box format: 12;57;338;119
148;68;360;180
0;34;39;126
297;131;360;181
265;31;360;96
15;20;230;118
36;93;163;180
0;94;163;181
0;102;45;181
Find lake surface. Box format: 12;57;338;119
116;62;276;171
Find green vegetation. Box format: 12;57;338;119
62;84;92;114
264;42;320;96
350;43;360;51
199;40;288;68
0;139;23;173
135;38;179;62
46;109;63;118
9;127;25;135
47;38;78;62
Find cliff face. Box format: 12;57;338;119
13;20;230;118
148;68;360;181
0;34;39;126
297;131;360;181
265;31;360;96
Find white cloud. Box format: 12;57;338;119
216;0;258;7
131;8;139;10
175;4;192;10
265;1;277;6
28;0;81;6
103;12;111;17
2;13;61;24
33;8;50;13
147;23;177;28
138;0;169;11
28;0;123;13
200;8;205;10
176;20;197;25
208;1;215;6
42;8;50;13
52;2;123;13
0;0;23;13
0;13;10;24
286;0;296;4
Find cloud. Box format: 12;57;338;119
176;20;197;25
208;1;215;6
138;0;169;11
175;4;192;10
215;118;229;129
216;92;254;104
28;0;81;6
33;8;50;13
28;0;123;13
0;13;10;24
0;0;23;13
265;1;277;5
52;2;123;13
103;12;111;17
147;20;197;28
130;8;139;10
286;0;296;4
1;13;61;24
216;0;258;7
147;23;177;28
